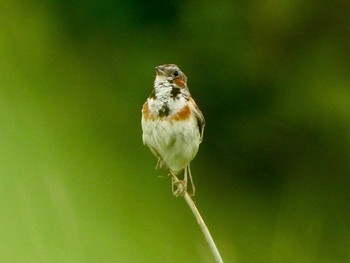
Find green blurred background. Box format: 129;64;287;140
0;1;348;262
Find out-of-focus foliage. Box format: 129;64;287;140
0;0;348;262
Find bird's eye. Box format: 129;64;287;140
173;70;179;77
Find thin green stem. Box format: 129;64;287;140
171;174;224;263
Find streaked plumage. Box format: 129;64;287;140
141;64;205;196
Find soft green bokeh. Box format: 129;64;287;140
0;1;348;262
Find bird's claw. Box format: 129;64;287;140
172;179;187;197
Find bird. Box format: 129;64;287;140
141;64;205;197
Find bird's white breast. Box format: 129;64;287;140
141;104;200;173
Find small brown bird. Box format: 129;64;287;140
141;64;205;196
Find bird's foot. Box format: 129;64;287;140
155;159;164;169
172;178;187;197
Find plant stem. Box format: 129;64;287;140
172;175;224;263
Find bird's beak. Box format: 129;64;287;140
155;65;166;76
